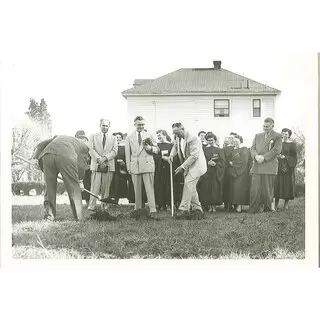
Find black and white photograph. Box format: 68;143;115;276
5;50;313;260
1;1;320;320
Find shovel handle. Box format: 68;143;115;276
15;153;103;201
170;162;174;217
81;188;101;201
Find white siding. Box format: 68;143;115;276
127;99;156;135
126;95;277;146
262;97;275;118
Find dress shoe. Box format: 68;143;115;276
43;201;55;221
149;211;161;220
188;209;205;220
174;210;190;220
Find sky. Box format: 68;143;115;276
1;1;318;138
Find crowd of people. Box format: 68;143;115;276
33;116;298;221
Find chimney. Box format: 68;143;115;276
213;60;221;70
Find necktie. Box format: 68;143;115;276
102;133;106;149
179;138;184;161
138;132;142;146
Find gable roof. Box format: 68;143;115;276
133;79;153;86
122;68;281;97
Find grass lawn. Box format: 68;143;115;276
12;197;305;259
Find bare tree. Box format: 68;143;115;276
292;127;305;166
11;117;46;182
292;127;305;184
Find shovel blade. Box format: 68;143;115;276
100;196;118;204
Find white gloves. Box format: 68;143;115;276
79;180;85;191
255;155;265;164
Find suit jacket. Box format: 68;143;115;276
250;130;282;175
125;131;159;174
33;136;58;160
89;132;118;172
170;131;207;179
38;135;89;180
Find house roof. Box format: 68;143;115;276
133;79;153;86
122;67;281;97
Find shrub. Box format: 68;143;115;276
295;183;305;197
11;181;66;195
295;166;305;185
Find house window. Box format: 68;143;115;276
253;99;261;117
214;99;230;117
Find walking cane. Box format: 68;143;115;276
170;161;174;217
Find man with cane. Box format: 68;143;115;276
168;123;207;220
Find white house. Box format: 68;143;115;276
121;61;281;145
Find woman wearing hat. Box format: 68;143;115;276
274;128;297;210
227;135;251;213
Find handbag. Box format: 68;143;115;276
118;161;128;175
279;158;289;174
97;163;109;173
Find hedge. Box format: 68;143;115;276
12;181;305;198
12;181;66;196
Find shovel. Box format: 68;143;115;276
169;161;174;217
14;154;117;204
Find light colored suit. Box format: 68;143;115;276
248;129;282;213
88;132;118;209
170;131;207;211
125;131;159;212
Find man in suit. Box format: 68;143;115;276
125;116;159;215
88;119;118;211
37;135;89;221
248;117;282;213
169;123;207;219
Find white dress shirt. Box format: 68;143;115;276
180;137;186;158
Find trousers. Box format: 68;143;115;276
41;153;83;220
88;171;114;209
131;173;156;213
248;173;276;213
179;174;202;212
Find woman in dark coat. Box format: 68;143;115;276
154;130;173;211
198;132;225;213
222;135;235;210
227;136;251;212
109;132;129;203
274;128;297;210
